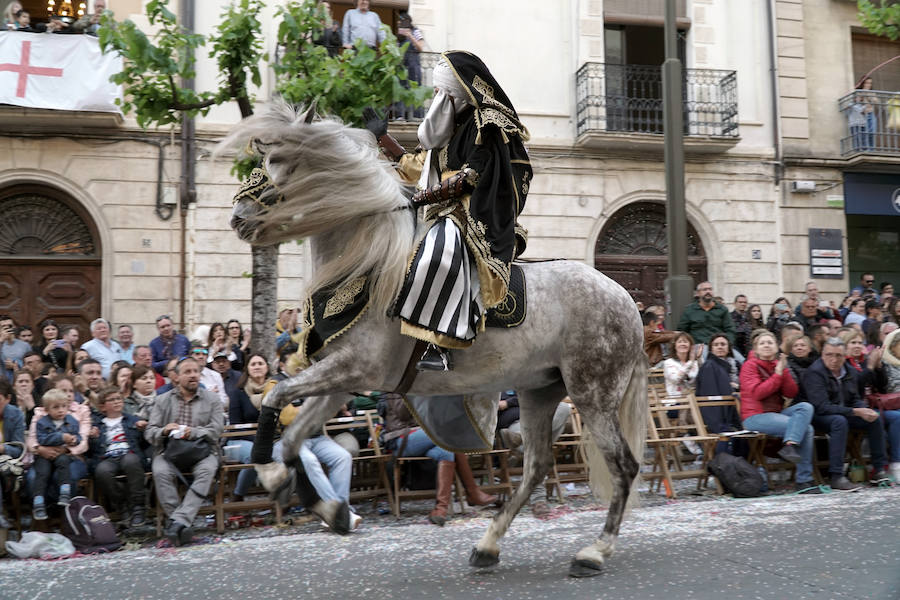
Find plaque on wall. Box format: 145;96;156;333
808;228;843;279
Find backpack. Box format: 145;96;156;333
61;497;123;554
706;453;765;498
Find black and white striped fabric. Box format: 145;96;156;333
397;219;483;343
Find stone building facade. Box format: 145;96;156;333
1;0;897;342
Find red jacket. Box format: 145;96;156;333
739;355;798;420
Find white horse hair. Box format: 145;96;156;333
219;103;414;317
223;103;648;578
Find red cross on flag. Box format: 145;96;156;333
0;32;122;112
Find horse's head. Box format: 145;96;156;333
229;103;318;244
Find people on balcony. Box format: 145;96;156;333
848;77;876;152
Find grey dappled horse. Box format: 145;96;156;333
222;104;647;578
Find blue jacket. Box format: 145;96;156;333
35;413;82;447
1;403;25;458
149;334;191;374
802;358;866;418
88;412;149;470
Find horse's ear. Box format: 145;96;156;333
299;101;317;124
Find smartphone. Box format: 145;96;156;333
818;300;829;308
54;339;65;348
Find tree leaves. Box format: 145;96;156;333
858;0;900;41
98;0;429;163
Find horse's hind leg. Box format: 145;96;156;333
569;405;640;578
471;383;564;568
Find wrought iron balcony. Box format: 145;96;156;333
575;62;739;140
838;89;900;157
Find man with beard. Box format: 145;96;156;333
145;357;223;546
677;281;736;346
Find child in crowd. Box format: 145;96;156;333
89;386;149;526
31;389;81;519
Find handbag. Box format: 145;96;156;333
0;442;25;493
163;437;211;472
867;392;900;411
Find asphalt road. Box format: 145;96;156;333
2;487;898;600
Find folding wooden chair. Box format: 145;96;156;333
545;403;590;500
323;410;394;509
644;389;719;498
693;394;766;493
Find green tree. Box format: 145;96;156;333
858;0;900;41
273;0;430;124
99;0;427;362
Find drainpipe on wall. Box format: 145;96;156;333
179;0;197;334
766;0;783;186
766;0;786;294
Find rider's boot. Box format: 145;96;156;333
428;460;455;526
455;453;500;507
416;343;453;372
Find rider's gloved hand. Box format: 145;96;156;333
363;107;387;139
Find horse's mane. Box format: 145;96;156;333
220;103;416;317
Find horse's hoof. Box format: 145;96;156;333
330;501;351;535
569;559;603;578
469;547;500;569
256;461;289;492
269;470;295;508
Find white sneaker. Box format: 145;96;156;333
890;462;900;482
349;511;362;530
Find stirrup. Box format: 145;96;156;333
416;343;453;372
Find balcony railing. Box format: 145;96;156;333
575;62;739;138
838;89;900;156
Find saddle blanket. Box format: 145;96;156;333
485;264;526;329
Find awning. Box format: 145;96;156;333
843;172;900;216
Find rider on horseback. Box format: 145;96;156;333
367;51;532;371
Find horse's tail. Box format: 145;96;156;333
587;356;648;511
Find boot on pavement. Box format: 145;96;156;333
429;460;455;526
455;454;499;507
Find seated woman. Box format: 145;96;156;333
12;369;38;427
110;363;133;400
125;365;156;421
34;319;67;374
224;319;249;373
869;329;900;481
838;328;877;394
207;322;239;367
229;353;271;502
379;393;498;526
88;386;149;527
662;332;701;398
739;331;819;494
695;333;746;457
766;297;793;340
747;304;765;332
786;335;817;398
0;378;25;531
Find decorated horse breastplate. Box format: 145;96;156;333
289;276;371;373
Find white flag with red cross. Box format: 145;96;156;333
0;31;122;112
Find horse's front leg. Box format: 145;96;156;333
251;351;370;528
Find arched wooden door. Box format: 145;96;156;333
0;186;101;338
594;202;707;307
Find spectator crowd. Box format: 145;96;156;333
3;0;106;35
643;274;900;493
0;296;533;550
